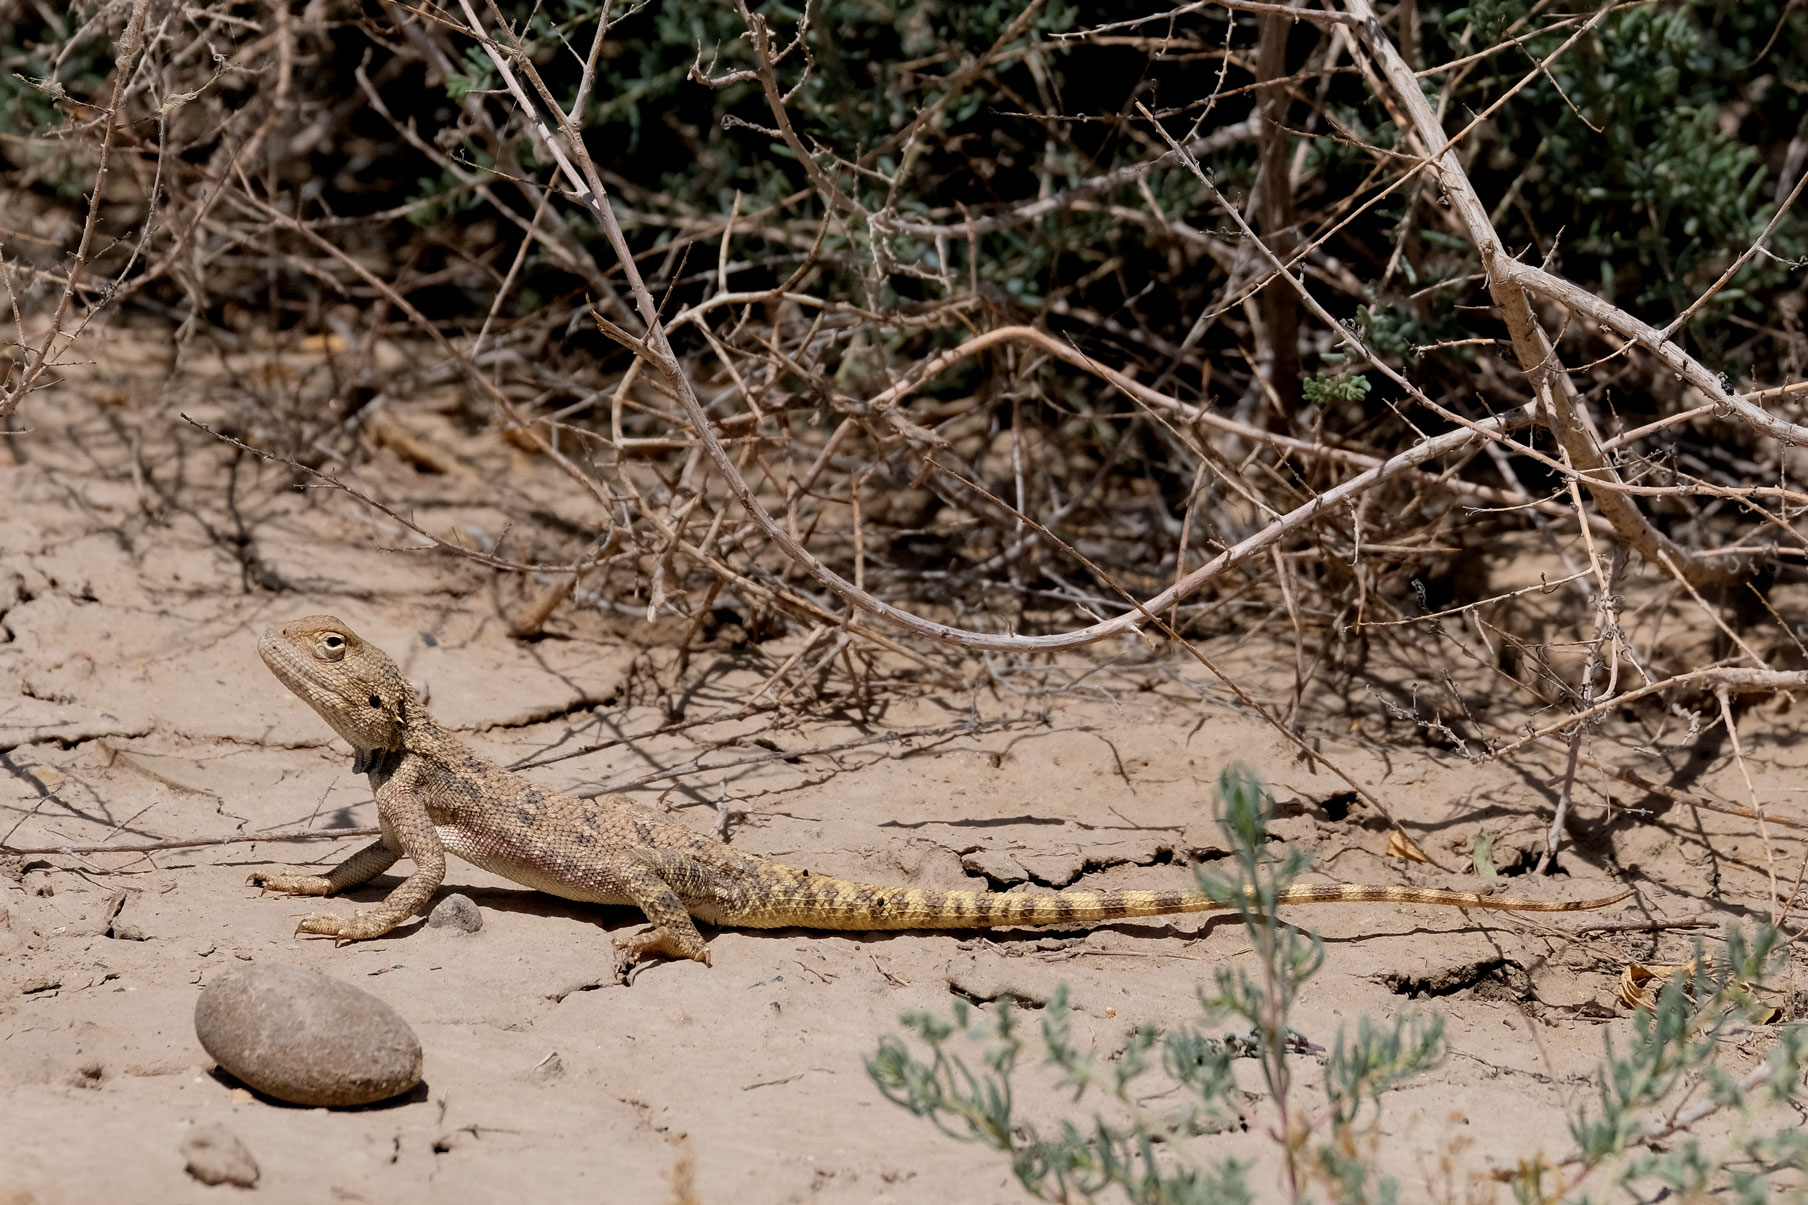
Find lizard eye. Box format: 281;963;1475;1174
368;694;383;709
317;634;347;662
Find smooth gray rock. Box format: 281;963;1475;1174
180;1123;259;1187
194;965;422;1107
427;892;481;932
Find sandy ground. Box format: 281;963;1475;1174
2;328;1802;1203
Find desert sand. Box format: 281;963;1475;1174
2;330;1797;1202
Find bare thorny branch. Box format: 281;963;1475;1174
6;0;1808;883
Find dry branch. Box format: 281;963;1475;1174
1341;0;1725;588
3;827;382;857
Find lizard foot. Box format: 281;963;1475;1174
248;871;337;897
612;929;711;983
294;910;395;944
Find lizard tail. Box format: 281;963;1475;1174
715;870;1635;931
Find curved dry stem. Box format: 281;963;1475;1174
657;318;1540;652
1341;0;1727;587
1486;666;1808;764
1500;258;1808;449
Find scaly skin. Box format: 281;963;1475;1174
249;616;1634;971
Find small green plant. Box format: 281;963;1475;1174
867;768;1440;1203
1517;926;1808;1204
443;45;498;101
1301;372;1372;407
406;160;491;227
866;769;1808;1203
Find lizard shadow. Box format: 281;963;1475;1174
455;883;649;929
692;913;1606;959
254;879;646;942
831;915;1534;949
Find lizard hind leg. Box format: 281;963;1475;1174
611;857;713;978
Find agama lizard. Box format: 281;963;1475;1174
249;616;1632;970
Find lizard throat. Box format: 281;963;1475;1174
353;745;406;780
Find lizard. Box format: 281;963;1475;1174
248;615;1634;972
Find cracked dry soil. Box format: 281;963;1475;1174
2;332;1802;1202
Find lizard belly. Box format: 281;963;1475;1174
435;825;635;907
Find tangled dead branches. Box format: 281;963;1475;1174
5;0;1808;876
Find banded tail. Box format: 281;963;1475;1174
707;867;1635;931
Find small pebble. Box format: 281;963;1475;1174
110;923;145;942
427;893;482;933
194;965;422;1107
180;1123;259;1188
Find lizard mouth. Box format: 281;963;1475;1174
258;627;319;699
256;627;285;675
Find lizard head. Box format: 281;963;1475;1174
259;616;419;769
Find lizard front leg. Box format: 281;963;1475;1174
249;837;398;897
294;762;447;944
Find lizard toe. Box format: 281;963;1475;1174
296;913;348;937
